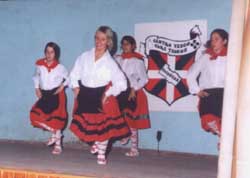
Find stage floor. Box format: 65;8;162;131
0;141;217;178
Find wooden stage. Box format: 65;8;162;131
0;141;217;178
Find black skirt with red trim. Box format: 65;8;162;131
70;83;131;143
198;88;224;134
117;88;151;129
30;87;68;130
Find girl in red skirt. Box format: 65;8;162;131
116;36;151;157
69;26;130;165
30;42;69;155
187;29;228;148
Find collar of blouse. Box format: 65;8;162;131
205;47;227;60
36;58;59;72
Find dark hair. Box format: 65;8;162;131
121;35;136;51
44;42;60;60
205;29;229;48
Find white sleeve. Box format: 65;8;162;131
69;56;82;88
61;65;69;87
186;55;205;94
130;60;148;91
105;60;127;97
32;66;40;89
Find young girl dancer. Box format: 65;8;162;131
116;36;150;157
69;26;130;165
187;29;228;148
30;42;69;155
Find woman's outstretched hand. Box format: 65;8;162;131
197;90;209;98
54;84;64;95
73;87;80;99
35;88;42;98
128;88;136;101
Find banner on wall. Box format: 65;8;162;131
135;20;207;112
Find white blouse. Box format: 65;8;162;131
115;56;148;91
33;62;69;90
187;53;226;94
70;48;127;97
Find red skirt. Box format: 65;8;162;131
198;88;224;135
118;88;150;129
30;88;68;130
70;84;131;143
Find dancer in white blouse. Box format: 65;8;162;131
69;26;130;165
187;29;228;147
116;36;150;157
30;42;69;155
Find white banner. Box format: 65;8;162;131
135;20;207;112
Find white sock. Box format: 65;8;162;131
131;128;138;152
96;140;108;158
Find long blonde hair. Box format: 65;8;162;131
96;26;114;52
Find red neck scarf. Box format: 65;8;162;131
205;47;227;60
121;52;144;60
36;58;59;72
